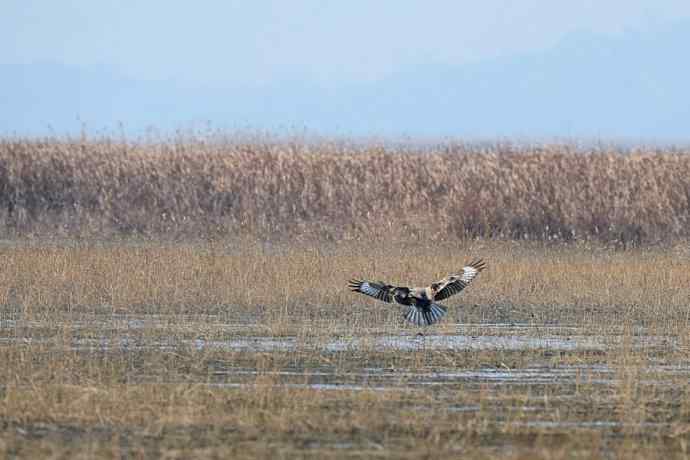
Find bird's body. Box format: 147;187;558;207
348;259;486;327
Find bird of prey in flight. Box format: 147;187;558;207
348;259;486;326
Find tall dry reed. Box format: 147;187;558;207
1;137;689;243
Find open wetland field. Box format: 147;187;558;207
1;139;690;458
1;239;690;459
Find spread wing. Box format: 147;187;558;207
432;259;486;301
348;279;396;303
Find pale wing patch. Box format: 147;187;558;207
460;266;479;282
433;259;486;301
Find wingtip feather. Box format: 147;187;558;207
348;279;363;290
468;258;487;271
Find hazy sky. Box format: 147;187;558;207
3;1;690;139
5;0;690;85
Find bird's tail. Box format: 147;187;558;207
404;303;447;326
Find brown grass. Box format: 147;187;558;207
1;134;689;457
2;239;689;330
1;137;689;244
1;239;690;458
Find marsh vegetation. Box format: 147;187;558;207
1;238;690;458
1;137;689;458
1;137;689;244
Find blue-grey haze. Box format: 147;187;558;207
2;2;689;141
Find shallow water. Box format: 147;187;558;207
204;362;690;390
1;315;685;354
2;317;689;441
1;330;679;356
2;318;688;387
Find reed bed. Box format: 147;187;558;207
1;138;689;243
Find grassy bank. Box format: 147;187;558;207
1;138;689;244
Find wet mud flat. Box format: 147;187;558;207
2;317;690;459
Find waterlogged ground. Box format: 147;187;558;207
1;314;685;350
2;313;690;458
2;313;689;378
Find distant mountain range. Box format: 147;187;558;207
2;21;690;141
